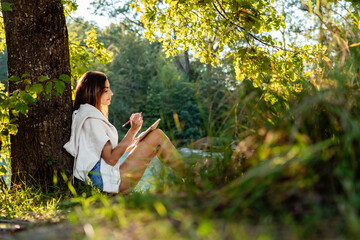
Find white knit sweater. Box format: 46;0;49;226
63;104;121;193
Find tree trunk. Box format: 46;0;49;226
174;55;185;73
184;50;190;74
1;0;72;189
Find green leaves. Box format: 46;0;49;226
20;92;35;104
54;80;66;95
9;76;20;82
41;75;69;97
7;74;70;97
21;73;30;79
30;84;43;94
1;2;13;11
59;74;71;82
62;0;78;16
0;18;6;54
0;73;71;161
68;24;113;87
132;0;329;109
1;73;70;119
38;76;49;82
45;82;53;95
135;0;283;58
15;102;27;115
0;165;6;175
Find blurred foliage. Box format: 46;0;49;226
2;0;360;239
0;17;6;53
62;0;78;17
67;19;113;91
131;0;329;110
87;22;240;144
0;183;59;220
59;0;360;238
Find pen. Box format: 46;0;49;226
122;112;142;127
122;119;131;127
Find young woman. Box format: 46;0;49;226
64;71;184;194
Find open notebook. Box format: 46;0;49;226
130;118;161;147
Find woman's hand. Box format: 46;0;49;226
129;112;143;134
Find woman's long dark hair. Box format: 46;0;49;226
74;71;108;117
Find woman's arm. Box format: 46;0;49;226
101;113;143;166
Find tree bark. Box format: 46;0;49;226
174;51;191;78
1;0;72;188
184;50;190;74
174;55;185;73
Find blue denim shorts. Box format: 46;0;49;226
88;160;103;190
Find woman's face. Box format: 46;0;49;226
100;80;113;106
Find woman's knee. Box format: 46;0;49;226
146;129;166;142
152;129;165;137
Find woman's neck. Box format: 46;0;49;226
97;104;108;119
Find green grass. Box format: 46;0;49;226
0;139;358;239
3;85;360;239
0;182;281;239
60;190;291;240
0;182;60;221
0;161;348;240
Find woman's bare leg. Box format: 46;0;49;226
118;129;184;194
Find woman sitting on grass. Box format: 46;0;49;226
64;71;185;194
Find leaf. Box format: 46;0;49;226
54;80;66;94
79;66;87;73
9;76;20;82
52;91;60;96
59;74;71;82
38;76;49;82
1;2;13;11
349;42;360;48
45;82;53;94
24;79;31;85
15;102;27;114
21;73;30;79
20;92;35;104
0;92;7;98
7;123;18;134
0;165;7;174
30;83;43;94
